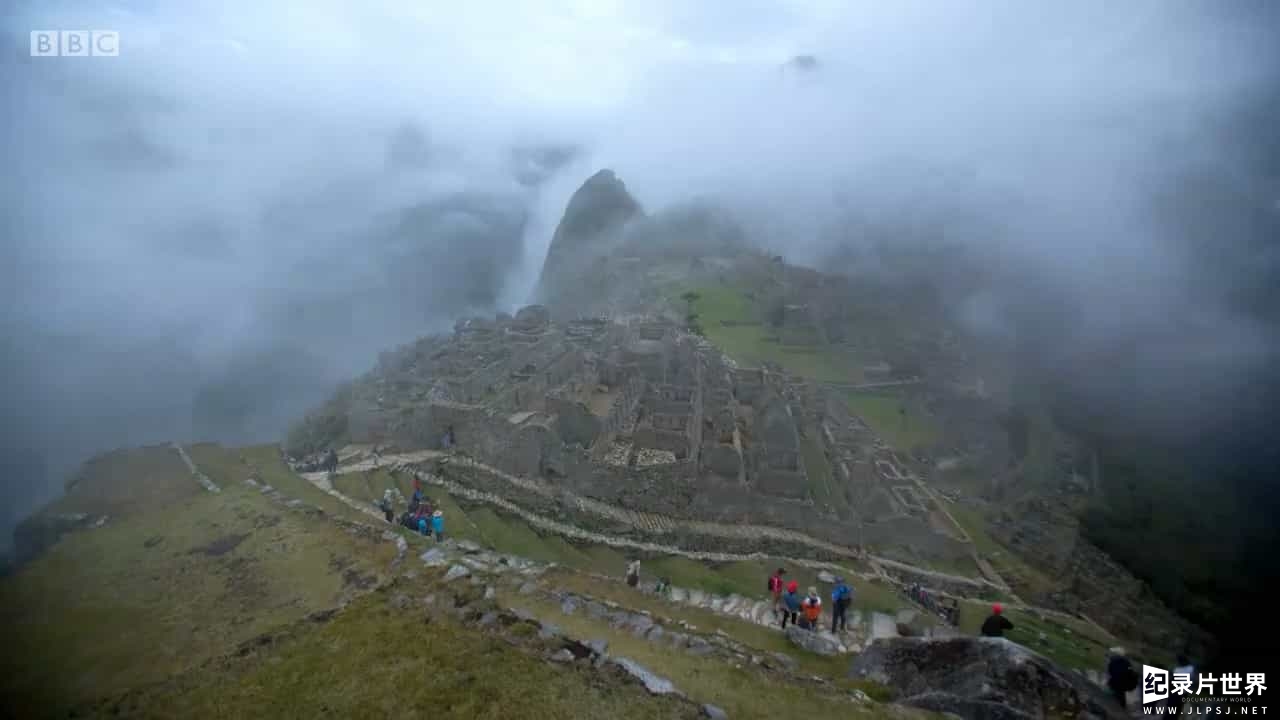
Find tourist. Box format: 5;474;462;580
1106;647;1138;709
654;577;672;598
768;567;786;620
831;577;853;633
780;581;801;629
626;559;641;588
431;510;444;541
377;495;393;523
800;587;823;631
980;603;1014;638
324;448;338;474
416;514;429;536
410;486;422;513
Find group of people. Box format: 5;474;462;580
906;582;959;625
377;475;444;541
979;604;1196;713
768;568;854;634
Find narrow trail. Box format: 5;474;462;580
170;443;221;493
294;450;1104;632
305;449;1005;593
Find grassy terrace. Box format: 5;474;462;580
670;283;861;383
840;390;938;452
947;503;1058;600
801;432;852;516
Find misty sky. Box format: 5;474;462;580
2;0;1277;545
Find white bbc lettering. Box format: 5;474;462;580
28;30;119;56
92;30;119;56
30;31;57;56
61;31;89;56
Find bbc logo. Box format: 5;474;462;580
30;31;119;57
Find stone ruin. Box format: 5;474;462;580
340;306;970;562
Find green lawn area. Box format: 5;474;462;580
841;391;938;452
0;482;395;714
108;588;698;720
672;284;861;382
956;601;1113;672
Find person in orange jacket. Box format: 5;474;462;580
800;586;823;631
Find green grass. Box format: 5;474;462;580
800;433;849;514
840;391;938;452
507;592;903;720
0;482;394;714
104;589;698;720
236;445;372;524
948;504;1056;598
46;445;199;519
956;601;1111;672
672;284;860;382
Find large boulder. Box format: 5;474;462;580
785;626;843;656
848;637;1126;720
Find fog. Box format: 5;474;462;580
2;0;1278;546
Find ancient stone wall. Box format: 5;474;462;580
547;395;601;448
603;375;645;436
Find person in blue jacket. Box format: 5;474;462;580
431;510;444;541
831;577;853;633
780;581;802;629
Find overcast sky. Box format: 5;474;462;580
2;0;1277;545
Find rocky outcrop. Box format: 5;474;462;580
536;169;641;315
848;637;1125;720
784;626;844;656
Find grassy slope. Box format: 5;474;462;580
195;443;374;525
107;589;697;720
46;445;199;517
673;283;860;382
948;503;1057;599
0;475;394;715
800;432;851;514
840;390;938;452
508;592;904;720
956;600;1114;672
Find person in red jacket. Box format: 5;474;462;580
780;581;802;628
768;567;786;619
